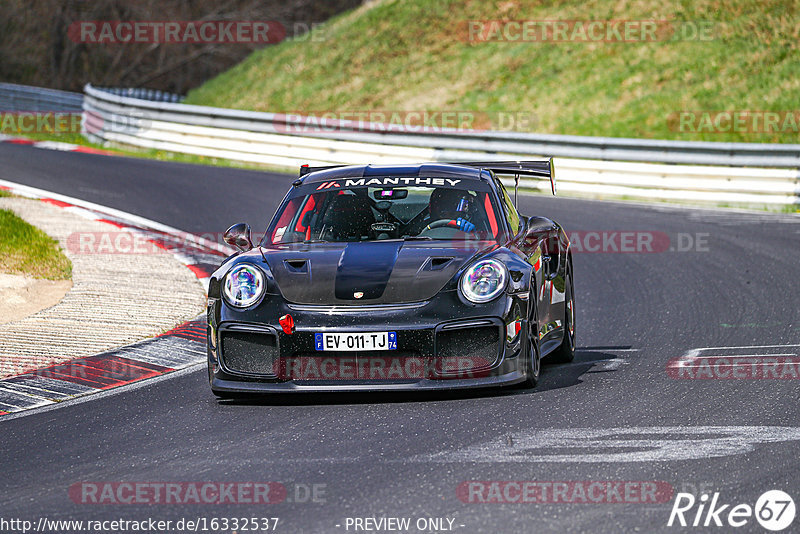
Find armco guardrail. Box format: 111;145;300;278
0;83;182;113
0;83;84;113
83;84;800;168
83;84;799;207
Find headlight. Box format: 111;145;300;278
222;264;265;308
460;259;507;303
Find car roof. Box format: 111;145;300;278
299;163;489;184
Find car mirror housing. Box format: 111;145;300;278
224;223;253;252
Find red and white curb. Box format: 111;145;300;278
0;179;234;417
0;320;206;415
0;133;117;156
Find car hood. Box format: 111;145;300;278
262;241;491;305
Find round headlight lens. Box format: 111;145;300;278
460;259;508;303
223;264;265;308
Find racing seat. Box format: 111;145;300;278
320;194;375;241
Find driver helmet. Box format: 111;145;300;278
429;188;474;220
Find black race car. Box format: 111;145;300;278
207;160;574;395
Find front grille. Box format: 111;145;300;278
221;331;278;375
219;326;500;381
435;325;500;374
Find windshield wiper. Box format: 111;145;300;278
402;236;435;241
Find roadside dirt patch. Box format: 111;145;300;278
0;274;71;325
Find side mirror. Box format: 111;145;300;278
224;223;253;252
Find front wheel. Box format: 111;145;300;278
521;300;541;388
549;268;575;363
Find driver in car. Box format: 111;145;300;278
422;188;477;233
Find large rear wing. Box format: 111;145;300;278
297;158;556;196
452;159;556;196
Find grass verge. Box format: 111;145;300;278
185;0;800;144
0;208;72;280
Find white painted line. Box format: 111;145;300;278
63;205;102;220
670;362;798;369
404;426;800;464
0;379;75;399
554;357;627;370
692;344;800;351
31;141;80;152
0;383;56;402
8;376;96;395
687;353;797;359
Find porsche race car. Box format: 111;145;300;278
207;160;574;395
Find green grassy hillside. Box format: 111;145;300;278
185;0;799;144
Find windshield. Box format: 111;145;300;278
266;183;502;245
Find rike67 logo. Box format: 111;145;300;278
668;490;795;531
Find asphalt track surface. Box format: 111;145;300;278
1;143;800;533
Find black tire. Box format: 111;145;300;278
549;267;575;363
521;296;541;388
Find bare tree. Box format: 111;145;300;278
0;0;363;93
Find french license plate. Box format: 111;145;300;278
315;332;397;351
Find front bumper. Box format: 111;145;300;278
207;292;530;393
210;370;527;393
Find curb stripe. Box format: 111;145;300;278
0;324;207;416
40;198;73;208
73;146;116;155
186;264;212;279
95;218;126;228
4;375;96;395
0;178;225;416
34;355;174;389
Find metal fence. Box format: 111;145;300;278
0;83;84;113
1;83;796;207
82;84;799;207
